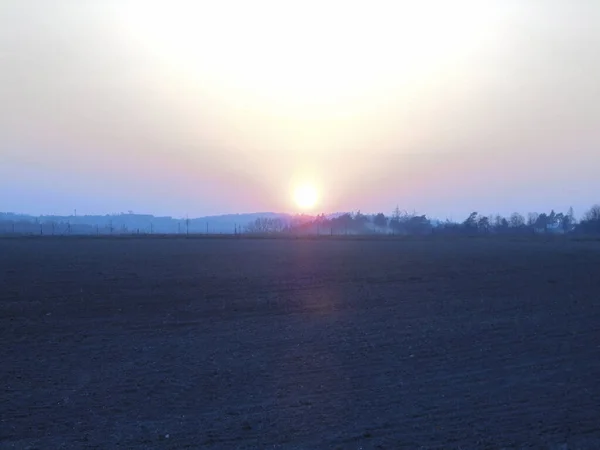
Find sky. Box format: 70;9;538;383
1;0;599;219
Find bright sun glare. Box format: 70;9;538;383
294;185;318;210
118;1;505;113
116;1;510;208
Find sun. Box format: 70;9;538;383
293;185;319;210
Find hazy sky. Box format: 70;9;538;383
1;0;599;219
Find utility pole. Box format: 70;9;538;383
186;216;190;235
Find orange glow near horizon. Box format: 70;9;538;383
4;1;599;218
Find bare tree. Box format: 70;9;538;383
463;212;478;231
246;217;284;233
583;204;600;222
510;212;525;228
577;204;600;234
527;212;539;228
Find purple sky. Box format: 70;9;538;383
1;1;599;220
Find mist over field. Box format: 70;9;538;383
2;204;600;236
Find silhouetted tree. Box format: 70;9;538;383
535;213;549;233
550;209;557;223
527;212;539;230
509;212;525;229
463;212;478;232
576;205;600;234
373;213;388;229
575;205;598;233
493;215;509;233
477;215;490;233
584;205;600;222
389;207;407;234
353;211;369;231
437;219;461;235
404;215;432;235
562;206;576;233
332;213;354;234
493;215;503;229
246;217;284;233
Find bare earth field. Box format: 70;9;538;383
1;236;600;449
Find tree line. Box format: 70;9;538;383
2;204;599;236
245;204;600;236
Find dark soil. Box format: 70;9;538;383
1;236;600;449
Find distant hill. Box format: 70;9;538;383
0;211;315;234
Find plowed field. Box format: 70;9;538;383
2;236;600;449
